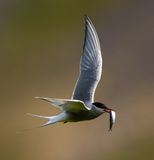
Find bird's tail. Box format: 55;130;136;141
27;112;67;127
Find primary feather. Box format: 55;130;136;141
72;16;102;103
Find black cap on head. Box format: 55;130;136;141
93;102;106;109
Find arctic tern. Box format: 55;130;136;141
29;16;116;131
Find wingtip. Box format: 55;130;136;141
84;15;89;23
34;96;54;103
84;15;92;24
34;96;41;99
34;96;46;100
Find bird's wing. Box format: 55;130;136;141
72;16;102;103
35;97;90;112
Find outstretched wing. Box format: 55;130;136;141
72;16;102;103
35;97;90;112
28;97;90;128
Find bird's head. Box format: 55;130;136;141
93;102;116;131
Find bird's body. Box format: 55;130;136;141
29;97;103;126
29;16;116;130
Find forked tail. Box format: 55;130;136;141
27;112;68;127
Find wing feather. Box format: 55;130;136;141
35;97;90;112
72;16;102;103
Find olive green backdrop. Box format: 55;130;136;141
0;0;154;160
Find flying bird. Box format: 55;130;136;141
29;16;116;131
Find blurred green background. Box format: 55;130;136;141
0;0;154;160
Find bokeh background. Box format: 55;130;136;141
0;0;154;160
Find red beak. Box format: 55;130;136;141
104;108;112;113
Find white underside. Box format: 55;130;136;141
28;97;90;127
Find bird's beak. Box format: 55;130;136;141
104;108;116;131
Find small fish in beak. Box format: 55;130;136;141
109;110;116;131
104;107;116;131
